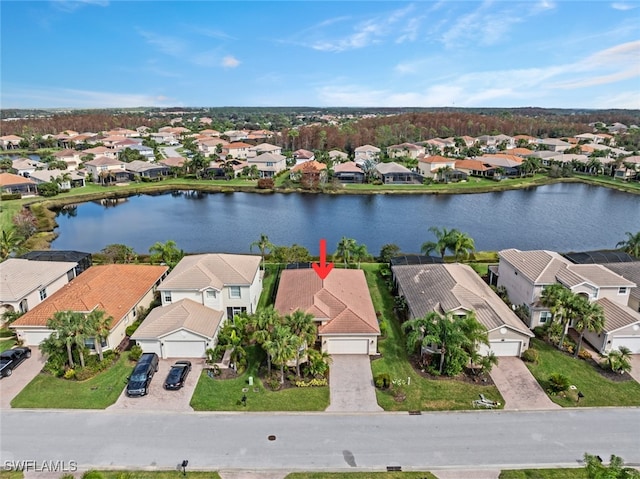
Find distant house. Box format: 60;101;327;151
84;156;128;184
122;144;155;159
223;130;249;142
290;160;327;184
0;258;78;315
417;155;457;180
247;152;287;178
249;143;282;157
333;161;365;183
275;269;380;355
392;263;534;357
536;138;572;152
0;135;23;150
11;264;168;348
354;145;381;164
28;169;86;189
293;149;315;165
375;162;420;184
387;143;425;159
53;149;83;170
222;142;252;160
124;160;170;180
329;150;349;163
11;158;46;177
0;172;38;196
83;146;118;160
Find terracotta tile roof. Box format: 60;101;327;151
293;149;314;159
131;299;224;340
225;142;252;149
274;269;380;335
158;254;260;291
85;156;124;167
507;147;534;156
0;173;36;187
291;160;327;172
455;159;492;171
53;149;80;158
333;161;362;173
419;155;454;164
159;157;187;168
11;264;168;328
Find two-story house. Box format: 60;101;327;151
132;254;262;358
417;155;456;180
247;152;287;178
354;145;381;165
84;156;128;184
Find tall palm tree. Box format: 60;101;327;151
149;240;184;269
540;283;572;349
351;243;370;268
451;230;475;262
616;231;640;258
46;310;84;369
250;234;274;270
573;301;605;358
285;309;317;377
335;237;357;268
421;226;456;260
248;306;281;373
270;324;297;383
86;309;113;362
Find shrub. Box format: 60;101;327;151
532;326;547;339
378;321;388;338
128;344;142;362
295;378;328;387
578;349;592;360
82;471;105;479
266;377;280;391
125;320;142;337
547;373;570;394
522;348;539;363
63;369;76;380
257;178;274;189
374;373;391;389
1;193;21;200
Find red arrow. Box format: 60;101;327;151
312;238;334;280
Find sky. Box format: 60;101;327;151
1;0;639;109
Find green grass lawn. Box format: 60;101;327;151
0;338;16;352
190;347;329;411
525;338;640;407
11;353;134;409
258;263;281;309
361;264;503;411
499;469;587;479
83;473;221;479
286;473;437;479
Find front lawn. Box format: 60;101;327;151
361;264;503;411
11;353;133;409
499;469;587;479
190;347;329;411
525;338;640;407
286;473;437;479
0;338;16;352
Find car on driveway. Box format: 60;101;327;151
126;352;159;397
0;347;32;378
164;361;192;390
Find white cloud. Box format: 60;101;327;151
222;56;240;68
611;2;638;10
138;30;186;56
50;0;108;12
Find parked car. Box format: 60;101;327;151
0;347;31;378
126;352;159;397
164;361;192;390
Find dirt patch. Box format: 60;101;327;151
589;360;634;382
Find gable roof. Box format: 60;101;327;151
355;144;380;152
0;173;36;186
376;162;412;174
248;152;286;163
499;249;571;284
596;297;640;333
603;262;640;303
557;264;635;289
125;160;169;173
455;159;492;171
158;254;260;291
28;169;84;183
85;156;124;167
333;161;362;173
11;264;168;328
291;160;327;172
0;258;77;302
274;269;379;335
131;299;224;340
392;263;533;336
418;155;454;164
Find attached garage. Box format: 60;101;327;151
324;338;372;355
485;340;522;357
16;329;53;346
163;340;207;359
610;336;640;354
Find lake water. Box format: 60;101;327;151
51;183;640;256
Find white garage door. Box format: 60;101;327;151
487;340;522;357
326;339;369;355
163;340;206;359
136;340;161;357
21;330;53;346
611;336;640;354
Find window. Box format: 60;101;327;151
67;270;75;282
206;290;217;299
618;287;628;295
229;286;241;299
226;306;246;320
539;311;552;323
164;292;172;303
266;162;273;167
39;288;47;301
84;338;107;350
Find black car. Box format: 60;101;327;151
0;347;31;378
126;352;159;397
163;361;192;390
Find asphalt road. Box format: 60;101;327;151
1;408;639;472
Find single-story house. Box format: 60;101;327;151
0;172;38;196
11;264;168;349
28;169;86;189
12;158;46;177
274;269;380;355
0;135;24;150
131;299;225;359
125;160;170;180
333;161;365;183
386;143;425;159
0;258;78;315
454;159;494;178
392;263;534;357
290;160;327;184
375;162;420;184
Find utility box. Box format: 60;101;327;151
248;376;253;386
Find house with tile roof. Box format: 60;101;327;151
11;264;168;348
0;172;38;196
386;143;425;159
247;152;287;178
293;149;315;165
375;162;420;184
84;156;128;184
124;160;170;180
392;263;534;357
249;143;282;158
417;155;456;179
333;161;365;183
354;145;381;164
53;149;83;170
274;269;380;355
290;160;327;184
0;135;24;150
0;258;78;317
11;158;46;177
454;159;494;177
28;169;86;189
222;142;252;160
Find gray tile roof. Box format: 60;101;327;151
158;254;260;291
0;258;77;302
131;299;224;339
596;297;640;333
603;262;640;302
499;249;570;284
565;264;635;288
375;162;412;174
392;263;533;336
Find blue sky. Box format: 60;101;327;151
1;0;639;109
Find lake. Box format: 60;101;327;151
50;183;640;256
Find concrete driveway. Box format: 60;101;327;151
107;358;204;412
0;348;45;409
489;356;560;410
325;355;382;412
629;355;640;384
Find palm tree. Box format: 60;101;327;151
437;166;453;183
351;243;370;268
421;226;456;260
573;300;605;358
451;230;475;262
540;283;571;348
520;157;540;177
149;240;184;269
86;309;113;362
248;306;281;373
270;324;296;383
0;229;22;260
335;237;356;267
46;310;84;368
604;346;632;374
285;309;317;377
459;311;489;359
616;231;640;258
288;129;299;151
250;234;274;270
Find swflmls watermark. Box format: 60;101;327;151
3;460;78;472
